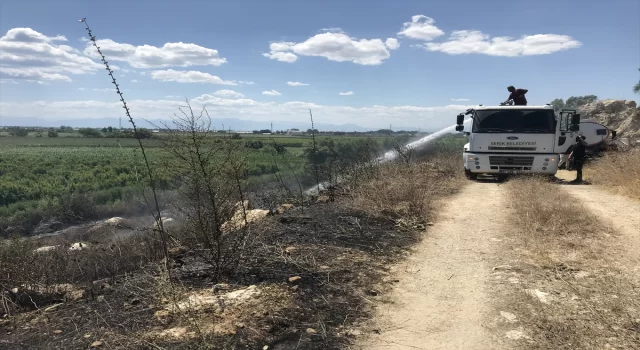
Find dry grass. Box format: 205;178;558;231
0;226;164;317
351;151;464;227
501;177;640;349
586;148;640;200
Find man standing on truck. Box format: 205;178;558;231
568;135;588;183
504;86;528;106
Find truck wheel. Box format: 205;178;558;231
465;169;477;180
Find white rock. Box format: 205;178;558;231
500;311;518;323
574;271;590;279
525;289;551;304
69;242;89;251
34;245;57;253
223;285;259;301
105;217;125;225
505;328;530;340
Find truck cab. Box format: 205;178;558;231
455;105;581;179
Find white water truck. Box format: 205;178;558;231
455;104;614;180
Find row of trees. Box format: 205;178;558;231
550;95;598;112
4;126;153;139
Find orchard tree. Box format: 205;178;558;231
550;98;565;112
565;95;597;108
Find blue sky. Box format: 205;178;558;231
0;0;638;130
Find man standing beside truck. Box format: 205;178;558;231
504;86;528;106
568;135;588;183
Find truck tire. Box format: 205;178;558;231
465;168;477;180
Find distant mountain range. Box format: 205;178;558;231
0;116;424;133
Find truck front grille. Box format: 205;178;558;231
489;156;534;171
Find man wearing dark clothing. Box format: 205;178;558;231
505;86;528;106
569;135;588;183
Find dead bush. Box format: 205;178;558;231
351;150;463;225
158;103;255;281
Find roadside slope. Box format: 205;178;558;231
359;182;507;350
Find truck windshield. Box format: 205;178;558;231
472;109;554;133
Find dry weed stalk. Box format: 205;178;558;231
80;18;169;270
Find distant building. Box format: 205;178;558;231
287;128;303;136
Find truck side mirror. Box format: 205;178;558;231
456;113;464;125
570;113;580;131
455;125;464;132
571;113;580;125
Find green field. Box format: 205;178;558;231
0;132;403;235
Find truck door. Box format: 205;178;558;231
558;110;577;145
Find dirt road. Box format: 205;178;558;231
359;182;507;350
359;175;640;349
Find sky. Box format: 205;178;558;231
0;0;639;131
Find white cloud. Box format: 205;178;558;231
131;79;138;83
239;80;255;85
263;51;298;63
287;81;309;86
339;91;354;96
0;28;102;82
83;39;227;69
150;69;237;85
213;89;244;98
424;30;582;56
263;32;394;65
262;90;281;96
450;98;469;102
398;15;445;41
0;95;474;130
385;38;400;50
2;28;67;43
